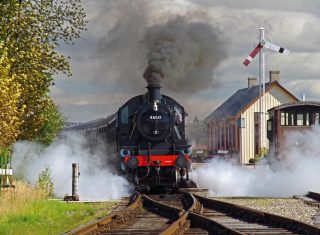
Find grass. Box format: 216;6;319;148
0;181;117;235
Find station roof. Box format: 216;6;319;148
268;101;320;112
205;81;297;121
63;114;117;131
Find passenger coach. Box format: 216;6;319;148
267;101;320;157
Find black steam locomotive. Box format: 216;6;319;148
66;84;193;191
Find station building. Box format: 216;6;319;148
186;116;208;146
205;71;299;164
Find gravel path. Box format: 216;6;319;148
216;197;320;226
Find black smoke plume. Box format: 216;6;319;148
143;16;228;93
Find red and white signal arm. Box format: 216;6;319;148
243;40;289;66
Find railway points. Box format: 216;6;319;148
65;190;320;235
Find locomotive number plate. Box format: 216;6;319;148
149;115;162;120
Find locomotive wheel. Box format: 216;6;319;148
173;169;180;189
179;178;198;188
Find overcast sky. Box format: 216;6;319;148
51;0;320;123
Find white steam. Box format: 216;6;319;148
12;133;132;200
191;126;320;197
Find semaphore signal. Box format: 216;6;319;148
243;39;289;66
243;27;289;151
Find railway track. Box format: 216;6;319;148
297;191;320;210
65;191;320;235
193;194;320;234
65;192;191;235
303;191;320;227
306;192;320;206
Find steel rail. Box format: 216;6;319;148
188;212;244;235
65;192;193;235
144;192;240;234
64;193;142;235
180;191;203;214
307;191;320;202
143;194;190;234
194;194;320;235
178;190;244;234
160;211;190;235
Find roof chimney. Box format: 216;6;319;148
269;70;280;83
248;77;257;88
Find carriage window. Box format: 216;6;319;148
120;106;129;124
306;113;310;126
290;113;295;126
315;113;320;125
297;113;303;126
281;112;285;125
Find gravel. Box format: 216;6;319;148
215;197;320;226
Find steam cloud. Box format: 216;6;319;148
143;16;228;93
12;133;132;200
191;126;320;197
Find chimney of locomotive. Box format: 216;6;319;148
147;83;161;104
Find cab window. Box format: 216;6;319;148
120;106;129;124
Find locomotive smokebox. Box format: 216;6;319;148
147;84;161;103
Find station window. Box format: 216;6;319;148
229;126;234;146
297;113;303;126
267;120;272;131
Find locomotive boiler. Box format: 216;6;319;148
66;83;193;191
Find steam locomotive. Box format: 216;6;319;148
66;83;193;191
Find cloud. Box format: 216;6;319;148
53;0;320;122
286;79;320;100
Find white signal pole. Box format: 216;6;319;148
259;27;265;151
243;27;289;155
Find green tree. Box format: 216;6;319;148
0;0;87;142
35;99;65;145
0;46;25;147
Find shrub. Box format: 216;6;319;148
36;166;54;197
249;148;268;164
0;147;10;168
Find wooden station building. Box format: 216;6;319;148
205;71;298;164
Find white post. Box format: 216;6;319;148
259;27;265;151
72;163;80;201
